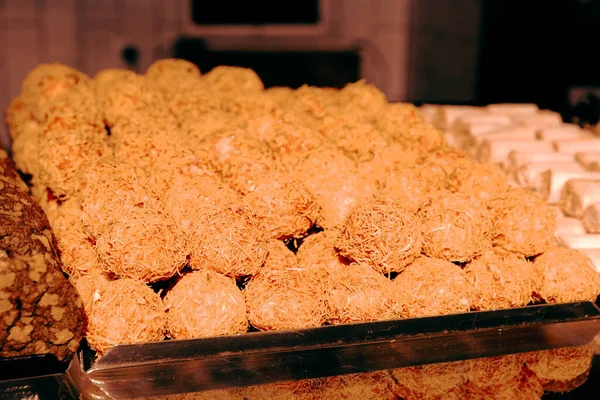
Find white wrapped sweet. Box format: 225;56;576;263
486;103;539;115
560;179;600;218
554;139;600;155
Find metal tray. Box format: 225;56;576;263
77;302;600;399
0;355;79;399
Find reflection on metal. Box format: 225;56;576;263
0;356;80;399
79;302;600;399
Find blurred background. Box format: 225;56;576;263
1;0;600;149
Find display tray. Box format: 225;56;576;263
77;301;600;399
0;355;79;399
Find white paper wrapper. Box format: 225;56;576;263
434;105;484;130
541;169;600;204
452;114;514;132
507;151;573;174
486;103;539;115
514;111;563;127
479;126;538;141
575;152;600;172
583;203;600;234
556;234;600;249
513;162;582;193
555;215;586;236
453;124;516;155
554;139;600;155
476;139;553;164
560;179;600;218
535;125;588;141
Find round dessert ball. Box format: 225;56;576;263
163;174;237;236
5;94;36;140
203;131;275;194
339;81;388;115
317;371;396;400
145;58;201;94
526;344;594;393
71;271;111;314
11;119;41;176
364;142;422;174
94;207;187;283
109;118;182;172
50;198;102;279
295;149;372;229
326;263;403;324
465;354;523;389
375;103;445;150
202;66;264;94
419;192;493;263
358;147;421;191
243;172;321;240
449;162;509;201
390;361;466;399
87;278;167;354
93;68;133;89
487;188;556;257
318;114;388;163
263;240;297;270
181;111;235;149
417;146;473;177
220;91;276;120
464;367;543;400
39;82;103;127
37;125;110;198
265;121;328;170
79;158;161;237
266;86;294;105
532;247;600;303
167;83;222;123
21;63;91;120
146;58;201;77
95;71;171;127
336;196;422;274
150;148;219;194
190;204;269;278
381;166;446;212
164;270;248;340
296;230;348;269
393;256;474;317
244;260;329;331
464;248;534;311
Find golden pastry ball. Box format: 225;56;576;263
419;192;493;263
86;278;167;354
525;345;594;393
464;248;534;311
532;247;600;303
243;172;321;240
296;230;347;269
487;188;556;257
164;270;248;340
336;196;422;274
393;256;474;317
295;149;373;229
390;361;467;399
326;263;403;324
244;262;329;331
